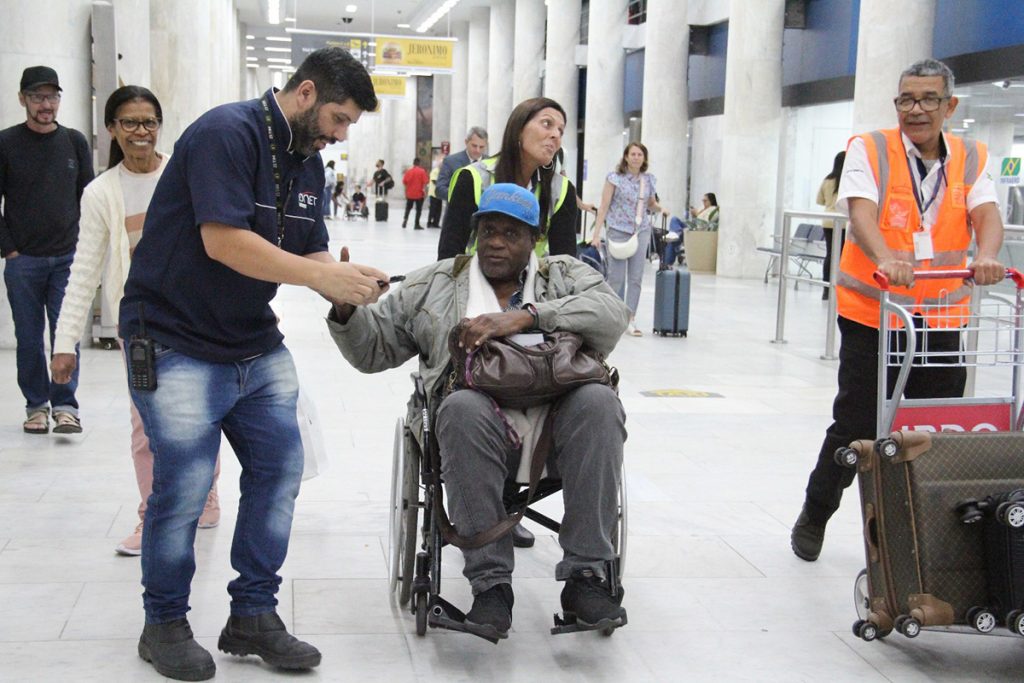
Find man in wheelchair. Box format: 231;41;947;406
326;184;630;640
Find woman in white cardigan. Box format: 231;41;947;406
51;86;219;556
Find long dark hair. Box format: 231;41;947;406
825;151;846;182
705;192;718;207
492;97;568;235
104;85;162;169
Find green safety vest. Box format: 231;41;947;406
449;156;570;257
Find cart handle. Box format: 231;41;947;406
872;267;1024;291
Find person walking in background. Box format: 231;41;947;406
590;142;669;337
435;126;488;208
792;58;1004;562
817;152;846;299
426;161;442;227
401;157;429;229
50;86;220;558
0;65;94;434
323;160;337;219
438;99;578;262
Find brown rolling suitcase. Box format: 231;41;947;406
843;429;1024;640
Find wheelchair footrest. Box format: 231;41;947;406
551;610;628;635
426;596;504;644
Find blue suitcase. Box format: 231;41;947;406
653;267;690;336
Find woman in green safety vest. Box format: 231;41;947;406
437;97;577;261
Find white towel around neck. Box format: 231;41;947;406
465;252;549;483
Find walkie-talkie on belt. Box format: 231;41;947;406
128;303;156;391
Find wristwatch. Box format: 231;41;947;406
524;303;540;330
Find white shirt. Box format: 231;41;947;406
836;131;998;227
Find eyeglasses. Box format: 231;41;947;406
478;223;530;243
116;118;161;132
24;92;61;104
893;95;949;112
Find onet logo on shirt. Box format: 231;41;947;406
297;192;318;208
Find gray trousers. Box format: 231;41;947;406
435;384;626;595
606;227;651;315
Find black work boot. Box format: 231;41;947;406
560;569;626;627
791;505;827;561
218;611;321;670
138;618;215;681
512;522;535;548
465;583;514;638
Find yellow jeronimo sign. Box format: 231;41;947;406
375;38;453;70
370;74;406;98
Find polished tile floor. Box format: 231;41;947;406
1;208;1022;681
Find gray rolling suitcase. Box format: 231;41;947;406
653;267;690;336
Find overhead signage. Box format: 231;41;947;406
290;31;455;74
371;74;407;98
1001;157;1021;186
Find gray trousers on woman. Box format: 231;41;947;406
606;227;651;314
435;384;626;595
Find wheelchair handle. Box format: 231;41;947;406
872;267;1024;291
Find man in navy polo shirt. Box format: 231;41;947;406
120;47;388;681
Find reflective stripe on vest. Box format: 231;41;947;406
836;128;986;329
452;157;570;257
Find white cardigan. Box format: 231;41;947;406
54;156;167;354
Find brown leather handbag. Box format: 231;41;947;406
446;326;615;410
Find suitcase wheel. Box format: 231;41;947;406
1006;610;1024;637
966;606;997;633
997;501;1024;528
853;619;878;642
955;498;985;524
834;447;858;468
874;438;899;460
894;615;921;638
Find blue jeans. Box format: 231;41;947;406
3;252;79;416
663;217;686;266
129;342;303;624
323;188;332;216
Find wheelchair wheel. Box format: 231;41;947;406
854;568;869;621
398;428;420;606
388;419;405;598
611;463;628;578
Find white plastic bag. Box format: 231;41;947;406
297;386;329;480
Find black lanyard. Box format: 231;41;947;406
906;151;946;222
260;95;293;247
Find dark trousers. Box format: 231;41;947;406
822;228;846;287
403;198;424;227
803;315;966;523
427;197;442;227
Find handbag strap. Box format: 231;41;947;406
634;175;646;227
433;395;558;549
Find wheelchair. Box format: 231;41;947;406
387;373;628;643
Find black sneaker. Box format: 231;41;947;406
138;618;215;681
560;569;626;627
465;583;514;638
512;522;535;548
218;611;321;670
791;505;826;561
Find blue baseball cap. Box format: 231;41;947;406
473;183;540;230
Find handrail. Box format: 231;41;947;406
771;210;846;360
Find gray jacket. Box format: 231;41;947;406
327;254;630;398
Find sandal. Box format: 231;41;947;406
23;410;49;434
52;411;82;434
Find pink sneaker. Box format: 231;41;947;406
198;488;220;529
116;522;144;556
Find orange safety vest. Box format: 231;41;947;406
836;128;986;329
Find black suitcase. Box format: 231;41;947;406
958;488;1024;634
653;267;689;336
846;430;1024;641
375;198;389;222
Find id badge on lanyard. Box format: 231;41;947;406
908;154;944;261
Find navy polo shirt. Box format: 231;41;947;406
120;89;329;363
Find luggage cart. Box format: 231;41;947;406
848;267;1024;641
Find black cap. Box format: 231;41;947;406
20;66;61;92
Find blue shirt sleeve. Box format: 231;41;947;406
186;120;260;230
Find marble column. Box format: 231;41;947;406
432;75;451;150
449;21;470;150
0;0;94;348
544;0;582;182
716;0;785;278
390;77;418;176
466;7;490;138
487;0;516;140
851;0;936;134
513;0;546;105
582;0;628;205
114;0;151;87
641;0;688;215
971;121;1015;220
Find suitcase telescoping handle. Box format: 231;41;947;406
872;267;1024;291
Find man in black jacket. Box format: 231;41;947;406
0;66;94;435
